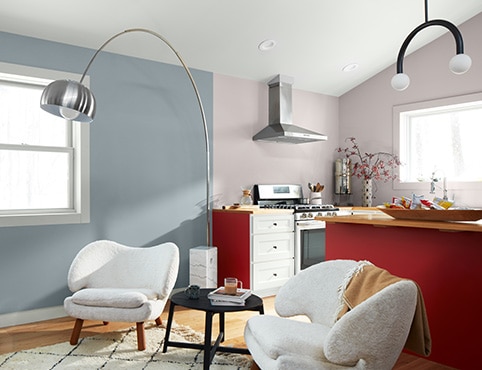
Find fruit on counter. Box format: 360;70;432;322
383;203;405;209
433;197;454;209
383;194;454;210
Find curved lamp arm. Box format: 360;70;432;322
40;28;212;246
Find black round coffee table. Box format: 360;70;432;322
162;288;264;369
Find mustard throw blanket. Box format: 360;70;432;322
337;262;432;357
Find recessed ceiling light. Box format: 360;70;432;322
342;63;359;72
258;39;277;51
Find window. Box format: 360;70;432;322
393;92;482;192
0;62;89;227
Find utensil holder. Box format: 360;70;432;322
310;192;322;205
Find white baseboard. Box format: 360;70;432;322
0;305;66;328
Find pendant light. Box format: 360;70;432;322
391;0;471;91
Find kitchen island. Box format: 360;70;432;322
315;210;482;370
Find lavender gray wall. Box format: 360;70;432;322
213;74;339;206
339;12;482;207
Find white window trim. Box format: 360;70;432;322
393;92;482;193
0;62;90;227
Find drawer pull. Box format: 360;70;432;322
273;245;278;249
272;222;278;226
273;273;278;277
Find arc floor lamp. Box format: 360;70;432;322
40;28;212;246
391;0;471;91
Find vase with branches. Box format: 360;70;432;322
336;137;401;206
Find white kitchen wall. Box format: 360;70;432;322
213;74;339;207
339;12;482;207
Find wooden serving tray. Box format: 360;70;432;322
379;208;482;222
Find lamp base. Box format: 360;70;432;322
189;246;217;288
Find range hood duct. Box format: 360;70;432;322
253;75;328;144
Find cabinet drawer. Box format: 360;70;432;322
252;233;294;262
252;259;294;292
252;215;294;234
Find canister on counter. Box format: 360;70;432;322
335;158;351;194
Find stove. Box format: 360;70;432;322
253;184;338;274
253;184;339;220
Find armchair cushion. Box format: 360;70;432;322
245;315;330;362
71;288;157;308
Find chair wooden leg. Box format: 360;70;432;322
136;322;146;351
155;316;162;326
70;318;84;345
250;360;261;370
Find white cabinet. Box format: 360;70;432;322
213;210;294;298
250;214;294;297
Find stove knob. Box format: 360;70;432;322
301;213;307;219
308;213;313;218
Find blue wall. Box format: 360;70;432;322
0;32;213;315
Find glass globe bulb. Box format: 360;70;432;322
449;53;472;74
391;73;410;91
59;106;80;120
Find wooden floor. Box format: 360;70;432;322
0;296;454;369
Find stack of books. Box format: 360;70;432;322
207;286;252;306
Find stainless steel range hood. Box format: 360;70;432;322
253;75;327;144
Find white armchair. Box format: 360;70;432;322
244;259;418;369
64;240;179;350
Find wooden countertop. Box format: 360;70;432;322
214;207;294;215
316;209;482;232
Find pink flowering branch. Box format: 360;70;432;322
336;137;401;182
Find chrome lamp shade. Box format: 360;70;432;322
40;79;96;122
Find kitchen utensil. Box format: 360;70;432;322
315;183;324;192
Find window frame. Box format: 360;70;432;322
393;92;482;193
0;62;90;227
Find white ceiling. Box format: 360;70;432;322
1;0;481;96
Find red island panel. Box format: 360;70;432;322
326;222;482;370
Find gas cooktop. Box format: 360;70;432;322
260;203;338;212
253;184;339;220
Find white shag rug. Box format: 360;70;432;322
0;322;253;369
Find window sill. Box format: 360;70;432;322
0;211;90;227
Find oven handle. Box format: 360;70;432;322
295;220;326;230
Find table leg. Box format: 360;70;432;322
162;301;176;353
219;312;225;342
204;311;214;370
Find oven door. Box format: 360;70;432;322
294;220;326;274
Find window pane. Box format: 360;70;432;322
0;149;71;210
400;103;482;182
0;80;69;147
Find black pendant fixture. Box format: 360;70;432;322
391;0;471;91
